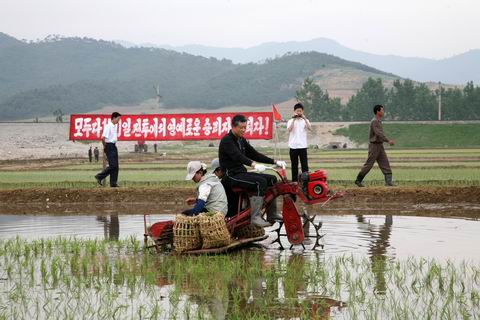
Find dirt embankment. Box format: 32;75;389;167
1;186;479;218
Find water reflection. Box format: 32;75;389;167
96;215;120;240
151;248;344;319
0;214;479;262
356;215;393;294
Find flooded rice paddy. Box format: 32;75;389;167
1;213;479;319
0;214;478;262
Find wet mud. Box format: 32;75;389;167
1;186;479;218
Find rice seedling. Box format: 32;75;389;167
1;147;479;189
0;237;479;319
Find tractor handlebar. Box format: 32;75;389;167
249;165;288;182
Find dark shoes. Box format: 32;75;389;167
95;175;103;186
95;175;120;187
355;180;365;187
355;173;365;187
354;174;394;187
384;174;395;187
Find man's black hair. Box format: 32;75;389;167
294;103;304;110
373;105;384;115
111;112;122;119
231;114;247;127
197;168;207;176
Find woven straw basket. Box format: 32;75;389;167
173;215;202;252
198;212;231;249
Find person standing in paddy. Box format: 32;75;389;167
355;104;395;187
95;112;122;187
287;103;312;182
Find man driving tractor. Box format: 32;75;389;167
218;114;286;227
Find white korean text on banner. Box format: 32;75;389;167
69;112;273;141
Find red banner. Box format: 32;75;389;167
69;112;273;141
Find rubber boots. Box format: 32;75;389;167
384;174;394;187
266;199;283;224
250;196;271;228
355;173;365;187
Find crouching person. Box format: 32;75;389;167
211;158;239;218
183;161;228;216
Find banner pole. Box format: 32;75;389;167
274;121;281;160
274;121;277;159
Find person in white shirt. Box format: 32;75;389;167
287;103;312;182
95;112;121;187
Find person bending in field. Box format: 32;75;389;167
211;158;239;217
182;161;228;216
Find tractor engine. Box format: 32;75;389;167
300;170;329;200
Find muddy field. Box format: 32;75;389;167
1;186;479;218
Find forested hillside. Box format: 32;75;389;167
0;33;394;120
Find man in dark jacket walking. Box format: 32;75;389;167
219;114;286;227
355;105;395;187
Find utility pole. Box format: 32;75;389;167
438;82;442;121
153;85;162;108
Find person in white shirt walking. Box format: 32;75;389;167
95;112;121;187
287;103;312;182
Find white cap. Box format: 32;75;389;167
185;161;206;180
210;158;220;171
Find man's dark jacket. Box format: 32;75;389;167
219;130;274;176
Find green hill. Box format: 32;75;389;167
0;33;396;120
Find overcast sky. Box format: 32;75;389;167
0;0;478;59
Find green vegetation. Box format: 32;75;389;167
1;148;479;189
295;78;344;121
0;34;392;120
2;33;479;122
334;124;480;148
0;237;478;319
297;77;480;121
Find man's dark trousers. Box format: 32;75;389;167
226;172;277;197
289;148;308;182
359;143;391;177
96;143;119;186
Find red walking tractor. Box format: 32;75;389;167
144;166;343;254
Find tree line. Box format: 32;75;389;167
0;35;393;120
296;78;480;121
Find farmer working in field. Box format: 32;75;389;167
183;161;228;216
211;158;239;217
94;112;121;187
355;104;395;187
218;114;286;227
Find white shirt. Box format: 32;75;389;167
102;121;118;143
287;117;310;149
